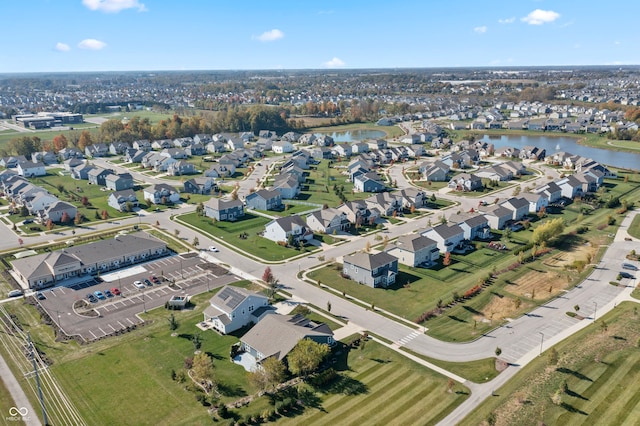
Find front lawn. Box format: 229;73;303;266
179;212;316;261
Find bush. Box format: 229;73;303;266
566;311;577;317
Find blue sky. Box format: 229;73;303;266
1;0;637;72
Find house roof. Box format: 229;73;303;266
393;234;436;252
110;189;137;199
501;197;530;210
343;251;397;271
209;285;267;315
205;197;243;211
428;223;464;239
45;200;75;213
240;314;333;361
268;215;306;233
246;189;281;202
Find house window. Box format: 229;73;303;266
248;305;254;312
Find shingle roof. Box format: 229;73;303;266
343;251;397;271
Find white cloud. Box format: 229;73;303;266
498;17;515;24
614;41;621;45
55;42;70;52
521;9;560;25
474;26;487;34
255;29;284;42
323;57;345;68
82;0;147;13
78;39;107;50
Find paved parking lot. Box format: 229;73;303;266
37;254;239;342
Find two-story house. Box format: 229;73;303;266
203;285;274;334
342;252;398;288
204;198;245;221
263;215;313;245
387;234;439;267
107;189;139;212
306;208;350;234
245;189;283;211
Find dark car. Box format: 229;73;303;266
86;293;98;303
144;279;153;287
36;292;46;300
619;271;634;279
104;289;114;298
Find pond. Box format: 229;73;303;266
316;129;387;142
480;134;640;171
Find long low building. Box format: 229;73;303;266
11;232;168;289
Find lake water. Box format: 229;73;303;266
316;129;387;142
480;134;640;171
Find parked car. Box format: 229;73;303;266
22;219;34;225
144;279;153;287
208;246;219;252
8;289;23;298
619;271;634;279
36;292;46;300
111;287;121;296
94;290;105;300
104;289;114;298
134;280;145;289
150;275;160;284
622;263;638;271
86;293;97;303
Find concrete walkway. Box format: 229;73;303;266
0;352;42;426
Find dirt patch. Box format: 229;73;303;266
543;243;597;269
476;295;521;322
511;270;569;300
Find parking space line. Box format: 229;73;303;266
118;321;126;328
108;324;116;331
98;327;107;335
89;330;98;339
126;318;134;325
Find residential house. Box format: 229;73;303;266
183;177;216;195
204;198;245;221
365;192;402;216
449;213;491;240
556;175;583;199
42;201;77;223
448;173;483;191
263;215;313;244
109;142;131;155
422;223;465;253
419;160;450;182
132;140;152;151
240;314;333;364
204;164;235;179
519;146;546;160
167;160;197;176
520;192;549;213
306;208;350;234
17;161;46;177
281;132;301;143
494;146;520;159
107;190;139;212
151;139;173;150
245;189;283;211
387;234;439;267
480;204;513;230
351;142;369;154
57;148;84;161
161;148;188;160
31;151;57;165
206;141;227;154
272;175;300;199
368;139;387;151
534;181;562;204
143;183;180;205
227;137;245;151
87;168;114;186
25;192;58;215
63;158;84;172
333;143;352;158
338;200;380;226
125;149;147;163
393;188;427;209
353;172;386;193
0;156;28;168
203;285;274;334
185;143;206;157
71;163;95;180
280;164;306;183
342;252;398;288
475;164;513;182
311;147;333;160
0;169;17;183
105;173;134;191
85;143;109;158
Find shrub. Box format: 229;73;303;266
566;311;577;317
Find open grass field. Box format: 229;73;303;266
178;211;316;261
276;339;469;426
0;376;18;425
628;214;640;239
461;301;640;426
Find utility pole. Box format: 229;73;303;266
28;332;48;426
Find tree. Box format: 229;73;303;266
574;304;580;314
287;339;330;377
532;218;565;245
101;210;108;220
192;332;202;351
52;134;68;152
81;196;90;207
60;211;71;224
20;205;29;217
495;347;502;356
548;347;558;365
364;240;371;253
443;251;451;266
125;201;133;212
248;357;286;392
168;313;179;331
191;352;215;384
262;267;274;284
74;212;83;225
46;220;54;231
192;236;199;248
196;202;205;216
447;377;455;393
77;131;93;151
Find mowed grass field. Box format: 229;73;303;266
461;301;640;426
278;339;469;426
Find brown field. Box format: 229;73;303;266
476;295;533;323
511;270;569;300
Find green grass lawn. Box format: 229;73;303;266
276;338;469;426
179;212;316;261
628;214;640;239
461;301;640;426
0;376;18;421
400;348;499;383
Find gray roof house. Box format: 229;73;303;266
71;163;96;180
534;181;562;204
480;204;513;230
500;197;531;221
204;198;245;221
203;285;274;334
306;208;350;234
31;151;58;165
387;234;439;267
87;168;114;186
245;189;283;211
272;175;300;200
166;160;197;176
42;201;77;224
449;213;491;240
354;172;386;193
143;183;180;205
17;161;46;177
240;314;334;364
342;252;399;288
263;215;313;244
393;188;427;208
422;223;465;253
448;173;483;191
107;189;139;212
183;177;216;195
105;173;134;191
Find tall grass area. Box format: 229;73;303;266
461;302;640;426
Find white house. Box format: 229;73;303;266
422;223;465;253
263;215;313;244
143;184;180;205
272;140;294;154
387;234;439;267
17;161;46;177
202;285;274;334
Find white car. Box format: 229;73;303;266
134;280;145;289
208;246;219;252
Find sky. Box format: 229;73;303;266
0;0;638;73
